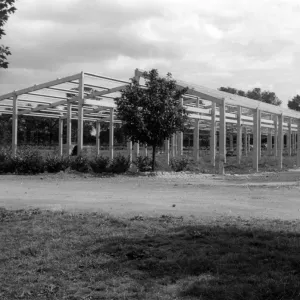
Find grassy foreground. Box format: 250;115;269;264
1;209;300;300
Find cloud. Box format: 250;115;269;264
0;0;300;107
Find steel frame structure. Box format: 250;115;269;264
0;68;300;172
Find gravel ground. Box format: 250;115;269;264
0;169;300;220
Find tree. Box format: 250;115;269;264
116;69;188;171
260;91;282;106
246;87;261;100
218;86;282;106
0;0;17;68
288;95;300;112
219;87;237;94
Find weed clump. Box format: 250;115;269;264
109;154;131;174
89;155;110;173
170;156;189;172
70;156;90;173
44;155;70;173
134;155;153;172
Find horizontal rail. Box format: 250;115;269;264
0;73;82;101
84;72;130;84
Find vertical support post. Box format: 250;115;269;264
193;97;200;162
278;114;283;170
219;99;226;164
297;119;300;166
134;142;140;160
96;121;100;156
267;128;272;155
210;102;216;166
177;131;182;155
193;119;199;162
229;134;234;151
258;111;261;159
59;117;63;157
165;139;170;165
247;134;251;152
143;144;148;156
77;71;84;156
294;132;297;155
177;97;184;156
67;102;72;156
12;94;18;157
109;108;114;160
244;127;248;157
292;132;295;155
288;118;292;157
273;115;278;157
295;132;297;155
236;106;242;164
127;141;132;163
172;134;176;157
253;108;259;172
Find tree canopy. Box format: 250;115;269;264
219;86;282;106
0;0;17;68
116;69;188;170
288;95;300;112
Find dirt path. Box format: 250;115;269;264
0;171;300;220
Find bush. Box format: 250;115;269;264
12;149;45;174
170;156;189;172
70;156;90;173
0;148;8;163
45;155;70;173
134;156;153;172
109;154;130;174
0;148;15;174
89;156;110;173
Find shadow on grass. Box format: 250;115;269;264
1;209;300;299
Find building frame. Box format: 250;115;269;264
0;68;299;173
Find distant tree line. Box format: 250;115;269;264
219;86;300;113
288;95;300;112
218;86;282;106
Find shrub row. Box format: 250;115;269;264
0;148;131;175
0;146;192;174
134;155;190;172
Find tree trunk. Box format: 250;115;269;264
152;144;156;171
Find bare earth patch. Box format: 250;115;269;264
0;170;300;220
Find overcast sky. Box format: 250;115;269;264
1;0;300;107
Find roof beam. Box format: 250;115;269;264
18;96;79;116
90;85;127;98
27;93;68;101
83;99;116;108
0;73;82;101
84;72;130;84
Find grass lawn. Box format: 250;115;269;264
1;208;300;300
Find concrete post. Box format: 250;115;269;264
58;118;63;157
12;94;18;157
267;128;272;155
77;71;84;156
253;108;259;172
165;139;170;165
236;106;242;164
127;141;132;163
109;108;114;160
278;114;283;170
219;100;226;164
244;127;248;157
67;102;72;155
96;121;100;156
210;102;216;166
